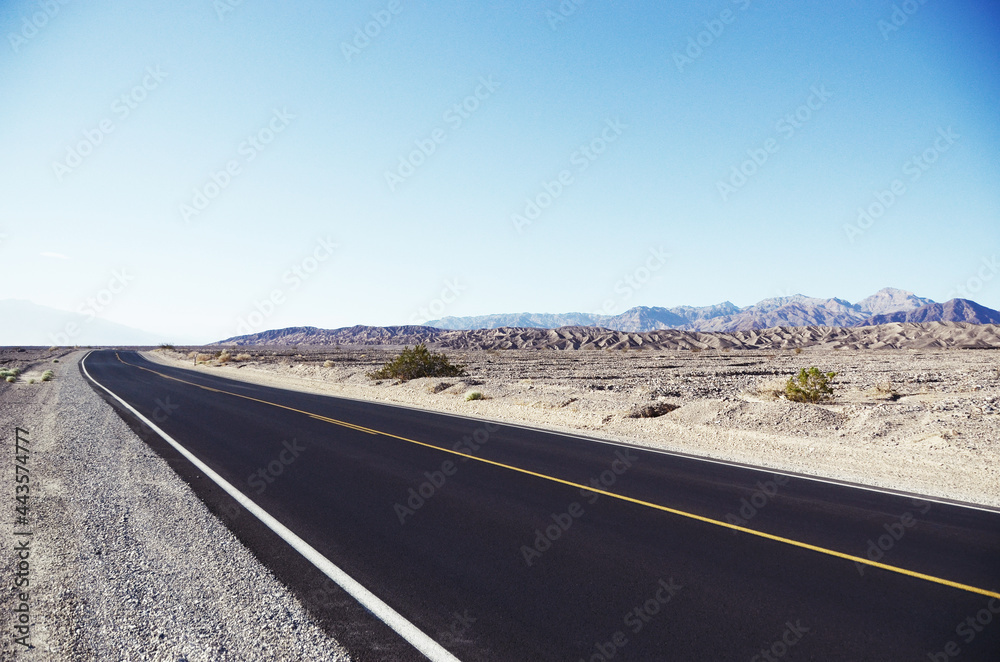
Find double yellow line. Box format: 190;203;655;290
114;352;1000;600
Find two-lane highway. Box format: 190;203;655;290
81;350;1000;660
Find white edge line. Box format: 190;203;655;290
137;351;1000;515
82;351;462;662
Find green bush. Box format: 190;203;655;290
465;390;483;401
5;376;14;383
368;344;466;382
41;370;54;382
785;367;837;403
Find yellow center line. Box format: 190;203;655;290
113;352;1000;600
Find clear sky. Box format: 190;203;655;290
2;0;998;343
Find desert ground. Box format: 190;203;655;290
150;343;1000;508
1;340;997;658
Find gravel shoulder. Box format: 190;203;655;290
149;346;1000;509
0;349;350;661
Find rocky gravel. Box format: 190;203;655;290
0;349;350;661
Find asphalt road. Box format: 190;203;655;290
81;350;1000;661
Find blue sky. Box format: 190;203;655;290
1;0;998;343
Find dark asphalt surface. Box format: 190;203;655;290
81;350;1000;661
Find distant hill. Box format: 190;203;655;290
426;288;985;333
0;299;167;346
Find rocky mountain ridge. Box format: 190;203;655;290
425;288;987;333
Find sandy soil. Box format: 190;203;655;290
149;345;1000;509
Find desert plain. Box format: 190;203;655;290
149;334;1000;509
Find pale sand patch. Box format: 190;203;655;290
143;347;1000;508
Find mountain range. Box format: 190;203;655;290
424;288;999;333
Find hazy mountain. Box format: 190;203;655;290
0;299;167;346
856;287;935;315
427;302;743;332
688;298;869;332
862;299;1000;325
426;288;943;333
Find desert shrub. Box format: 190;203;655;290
196;353;212;364
52;359;59;363
28;379;35;384
367;344;466;382
0;369;20;378
785;367;837;403
159;343;175;350
41;370;54;381
323;360;334;368
235;353;252;361
465;390;483;401
794;347;803;355
218;350;232;364
5;376;14;383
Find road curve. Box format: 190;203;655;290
81;350;1000;661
